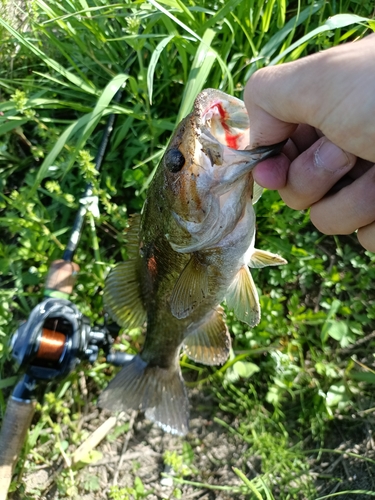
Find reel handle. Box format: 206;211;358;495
0;398;36;500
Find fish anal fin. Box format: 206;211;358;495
170;253;208;319
226;265;260;327
103;260;147;330
249;248;287;269
98;355;189;436
183;306;231;366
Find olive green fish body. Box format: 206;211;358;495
99;89;287;435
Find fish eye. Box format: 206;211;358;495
165;148;185;173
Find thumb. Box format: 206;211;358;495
244;68;298;148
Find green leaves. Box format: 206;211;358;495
147;34;175;104
320;299;360;348
270;13;371;65
31;73;128;192
203;0;244;30
258;1;324;62
0;118;28;135
177;28;217;122
325;321;349;345
232;360;260;379
325;381;350;410
0;18;97;94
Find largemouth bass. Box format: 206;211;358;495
99;89;286;435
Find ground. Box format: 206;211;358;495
18;385;375;500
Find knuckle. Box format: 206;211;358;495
280;191;309;210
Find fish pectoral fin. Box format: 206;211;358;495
103;260;147;330
225;265;260;327
170;253;208;319
98;355;189;436
183;306;231;366
252;182;263;204
249;249;288;268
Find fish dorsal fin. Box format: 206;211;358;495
252;182;263;204
125;213;142;259
183;306;231;366
103;260;147;330
225;265;260;327
170;253;208;319
249;249;287;268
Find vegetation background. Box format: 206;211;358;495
0;0;375;499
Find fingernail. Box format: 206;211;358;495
314;139;350;171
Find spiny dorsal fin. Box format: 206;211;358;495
103;260;147;329
249;249;287;268
252;182;263;204
170;253;208;319
225;265;260;327
183;306;231;366
125;213;141;259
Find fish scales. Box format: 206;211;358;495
99;89;287;435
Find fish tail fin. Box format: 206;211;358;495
98;355;189;436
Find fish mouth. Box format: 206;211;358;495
197;90;250;151
195;89;286;171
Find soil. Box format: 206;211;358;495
312;416;375;499
18;386;375;500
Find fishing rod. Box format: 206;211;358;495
0;88;132;500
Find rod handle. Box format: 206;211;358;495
44;259;80;296
0;398;36;500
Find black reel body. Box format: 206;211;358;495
12;298;91;381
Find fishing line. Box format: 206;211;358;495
36;328;66;361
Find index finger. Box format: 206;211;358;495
244;35;375;161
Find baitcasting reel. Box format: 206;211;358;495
11;297;109;401
10;296;133;402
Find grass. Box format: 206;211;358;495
0;0;375;498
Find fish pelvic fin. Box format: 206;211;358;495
170;253;208;319
183;306;231;365
98;355;189;436
249;249;287;269
103;260;147;330
225;265;260;327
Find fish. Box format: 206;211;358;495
98;89;287;435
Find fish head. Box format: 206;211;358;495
162;90;250;209
160;89;284;252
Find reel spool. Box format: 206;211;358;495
36;328;66;362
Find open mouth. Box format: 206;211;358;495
200;98;250;151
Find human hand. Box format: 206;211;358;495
244;34;375;252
